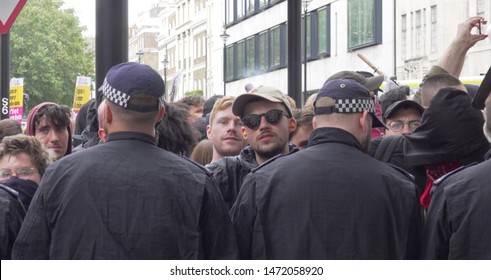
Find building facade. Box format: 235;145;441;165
396;0;491;80
137;0;491;102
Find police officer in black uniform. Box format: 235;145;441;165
231;79;423;259
422;150;491;259
13;62;238;260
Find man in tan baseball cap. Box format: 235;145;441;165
206;86;297;209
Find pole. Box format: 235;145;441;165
223;42;227;96
303;6;308;108
287;0;302;107
164;64;167;99
0;33;10;120
96;0;128;107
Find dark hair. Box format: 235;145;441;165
179;95;205;107
156;102;199;156
0;135;51;177
0;119;23;141
34;104;71;132
379;86;411;115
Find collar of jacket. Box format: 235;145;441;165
106;131;157;146
308;127;363;151
239;143;299;165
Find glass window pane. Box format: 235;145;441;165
258;31;268;72
237;0;245;20
270;27;281;67
246;0;255;15
225;46;234;80
318;8;328;54
237;41;245;77
348;0;375;48
307;14;312;58
246;37;255;75
226;0;235;24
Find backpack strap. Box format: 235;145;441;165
374;135;403;163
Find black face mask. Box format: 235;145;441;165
3;176;39;210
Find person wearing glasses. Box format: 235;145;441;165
206;86;297;209
383;100;424;136
0;134;51;210
230;79;423;259
0;134;51;259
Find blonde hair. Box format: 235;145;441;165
304;93;317;111
208;96;236;127
190;139;213;166
285;95;297;110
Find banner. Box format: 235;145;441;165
169;70;182;103
72;76;91;116
9;78;24;122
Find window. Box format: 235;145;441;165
306;13;312;59
415;10;421;57
258;31;268;71
402;14;407;59
259;0;268;9
245;36;256;75
236;40;245;78
347;0;382;50
246;0;255;16
237;0;245;20
317;6;330;55
226;0;235;25
270;26;281;68
225;45;234;81
431;6;437;53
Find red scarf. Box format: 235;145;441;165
420;160;462;209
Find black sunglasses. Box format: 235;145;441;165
242;109;288;130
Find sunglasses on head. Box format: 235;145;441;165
242;109;288;130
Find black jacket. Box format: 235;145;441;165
206;145;297;209
12;132;238;260
231;127;423;259
0;185;25;259
422;155;491;259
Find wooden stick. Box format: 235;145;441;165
356;53;385;77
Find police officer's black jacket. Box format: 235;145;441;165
231;127;423;259
12;132;238;260
422;152;491;259
206;145;297;209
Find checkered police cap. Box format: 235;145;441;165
314;79;386;128
99;62;165;112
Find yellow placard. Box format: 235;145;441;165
9;78;24;122
72;76;91;114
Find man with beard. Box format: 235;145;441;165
230;79;423;259
206;86;297;209
206;96;247;162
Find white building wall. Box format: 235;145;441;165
396;0;491;80
151;0;491;102
216;0;396;97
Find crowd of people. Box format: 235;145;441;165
0;16;490;260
